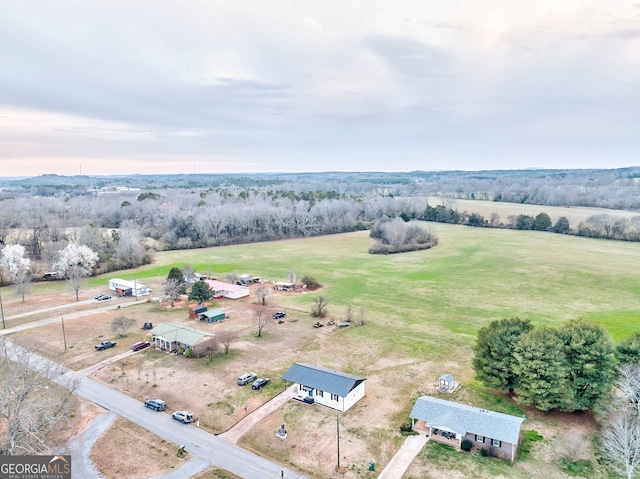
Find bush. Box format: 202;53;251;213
480;448;489;457
301;275;321;290
399;422;413;433
461;439;473;452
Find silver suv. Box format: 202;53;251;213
237;372;258;386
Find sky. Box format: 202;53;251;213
1;1;639;177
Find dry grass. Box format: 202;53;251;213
91;417;188;479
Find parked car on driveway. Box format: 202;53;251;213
95;341;116;350
95;294;112;301
131;341;150;351
252;377;270;390
172;411;194;423
272;311;286;319
144;399;166;411
237;372;258;386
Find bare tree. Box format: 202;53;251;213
182;263;196;282
0;340;78;455
255;306;273;337
66;265;87;301
287;270;298;284
617;365;640;415
254;283;271;306
557;431;591;462
218;330;237;354
311;295;329;318
111;316;137;337
601;409;640;479
13;268;32;303
163;278;183;308
193;337;219;361
345;305;352;323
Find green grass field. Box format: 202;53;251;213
122;222;640;344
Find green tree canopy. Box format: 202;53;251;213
533;212;552;231
472;318;533;395
512;327;570;411
558;320;616;411
553;216;571;234
616;333;640;364
188;281;213;304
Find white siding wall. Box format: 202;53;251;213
295;382;365;412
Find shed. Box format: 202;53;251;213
189;305;208;320
439;373;456;392
201;309;225;322
274;281;295;291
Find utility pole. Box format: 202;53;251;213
133;276;138;301
336;415;340;471
0;292;5;329
61;316;67;352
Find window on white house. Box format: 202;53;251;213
316;389;324;397
331;394;339;401
491;439;501;447
475;435;484;443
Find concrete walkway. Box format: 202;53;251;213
377;433;429;479
218;385;297;444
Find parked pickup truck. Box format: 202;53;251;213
95;341;117;350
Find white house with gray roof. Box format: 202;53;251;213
282;363;366;412
410;396;526;462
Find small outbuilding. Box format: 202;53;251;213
282;363;366;412
439;373;456;392
189;305;208;320
200;309;225;322
274;282;295;291
108;278;150;297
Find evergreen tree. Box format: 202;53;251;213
512;327;569;411
559;320;616;411
472;318;533;394
167;267;187;294
617;333;640;364
188;281;213;304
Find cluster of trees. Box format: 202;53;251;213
369;217;439;254
1;169;639;290
473;318;617;411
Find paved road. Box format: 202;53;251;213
5;340;309;479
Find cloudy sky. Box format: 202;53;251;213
1;1;639;176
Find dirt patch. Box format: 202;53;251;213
91;417;188;479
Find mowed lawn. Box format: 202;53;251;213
126;223;640;346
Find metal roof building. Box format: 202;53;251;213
282;363;366;412
150;323;213;351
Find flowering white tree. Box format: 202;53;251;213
0;245;31;284
51;244;98;277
